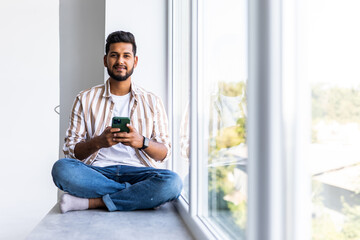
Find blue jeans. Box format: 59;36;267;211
51;158;183;211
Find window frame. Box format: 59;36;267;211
169;0;311;239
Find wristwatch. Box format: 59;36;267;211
140;136;150;150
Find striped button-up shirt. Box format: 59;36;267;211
63;79;171;167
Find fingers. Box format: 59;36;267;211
113;132;128;138
110;127;121;133
109;123;133;134
112;124;135;137
106;124;142;148
112;134;135;145
126;124;137;133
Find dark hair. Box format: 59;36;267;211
105;31;137;56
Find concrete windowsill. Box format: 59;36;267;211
26;202;194;240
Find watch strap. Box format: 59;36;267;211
140;136;149;150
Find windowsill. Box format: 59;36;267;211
173;196;235;240
26;202;194;240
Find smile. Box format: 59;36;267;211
114;65;127;71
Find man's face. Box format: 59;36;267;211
104;42;138;82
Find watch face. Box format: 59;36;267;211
144;137;150;148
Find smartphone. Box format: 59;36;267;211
111;117;130;133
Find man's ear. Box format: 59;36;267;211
103;55;108;67
134;56;138;68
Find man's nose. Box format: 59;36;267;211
116;56;124;64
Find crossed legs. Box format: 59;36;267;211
51;158;182;213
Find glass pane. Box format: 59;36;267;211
200;0;248;238
307;1;360;239
173;0;190;202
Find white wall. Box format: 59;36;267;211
59;0;106;157
0;1;59;239
105;0;169;109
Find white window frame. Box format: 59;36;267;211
247;0;285;239
169;0;311;239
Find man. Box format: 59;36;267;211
52;31;182;213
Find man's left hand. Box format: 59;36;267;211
113;124;144;149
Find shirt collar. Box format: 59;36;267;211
103;78;140;98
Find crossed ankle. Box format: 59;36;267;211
60;193;89;213
89;198;106;209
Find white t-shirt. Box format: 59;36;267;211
92;92;144;167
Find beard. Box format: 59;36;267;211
107;64;134;82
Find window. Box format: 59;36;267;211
172;0;191;202
305;1;360;239
171;0;248;238
171;0;360;239
199;0;248;238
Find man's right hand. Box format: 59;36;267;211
74;126;120;160
96;126;121;148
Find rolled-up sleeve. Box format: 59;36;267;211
151;96;171;162
63;95;86;160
